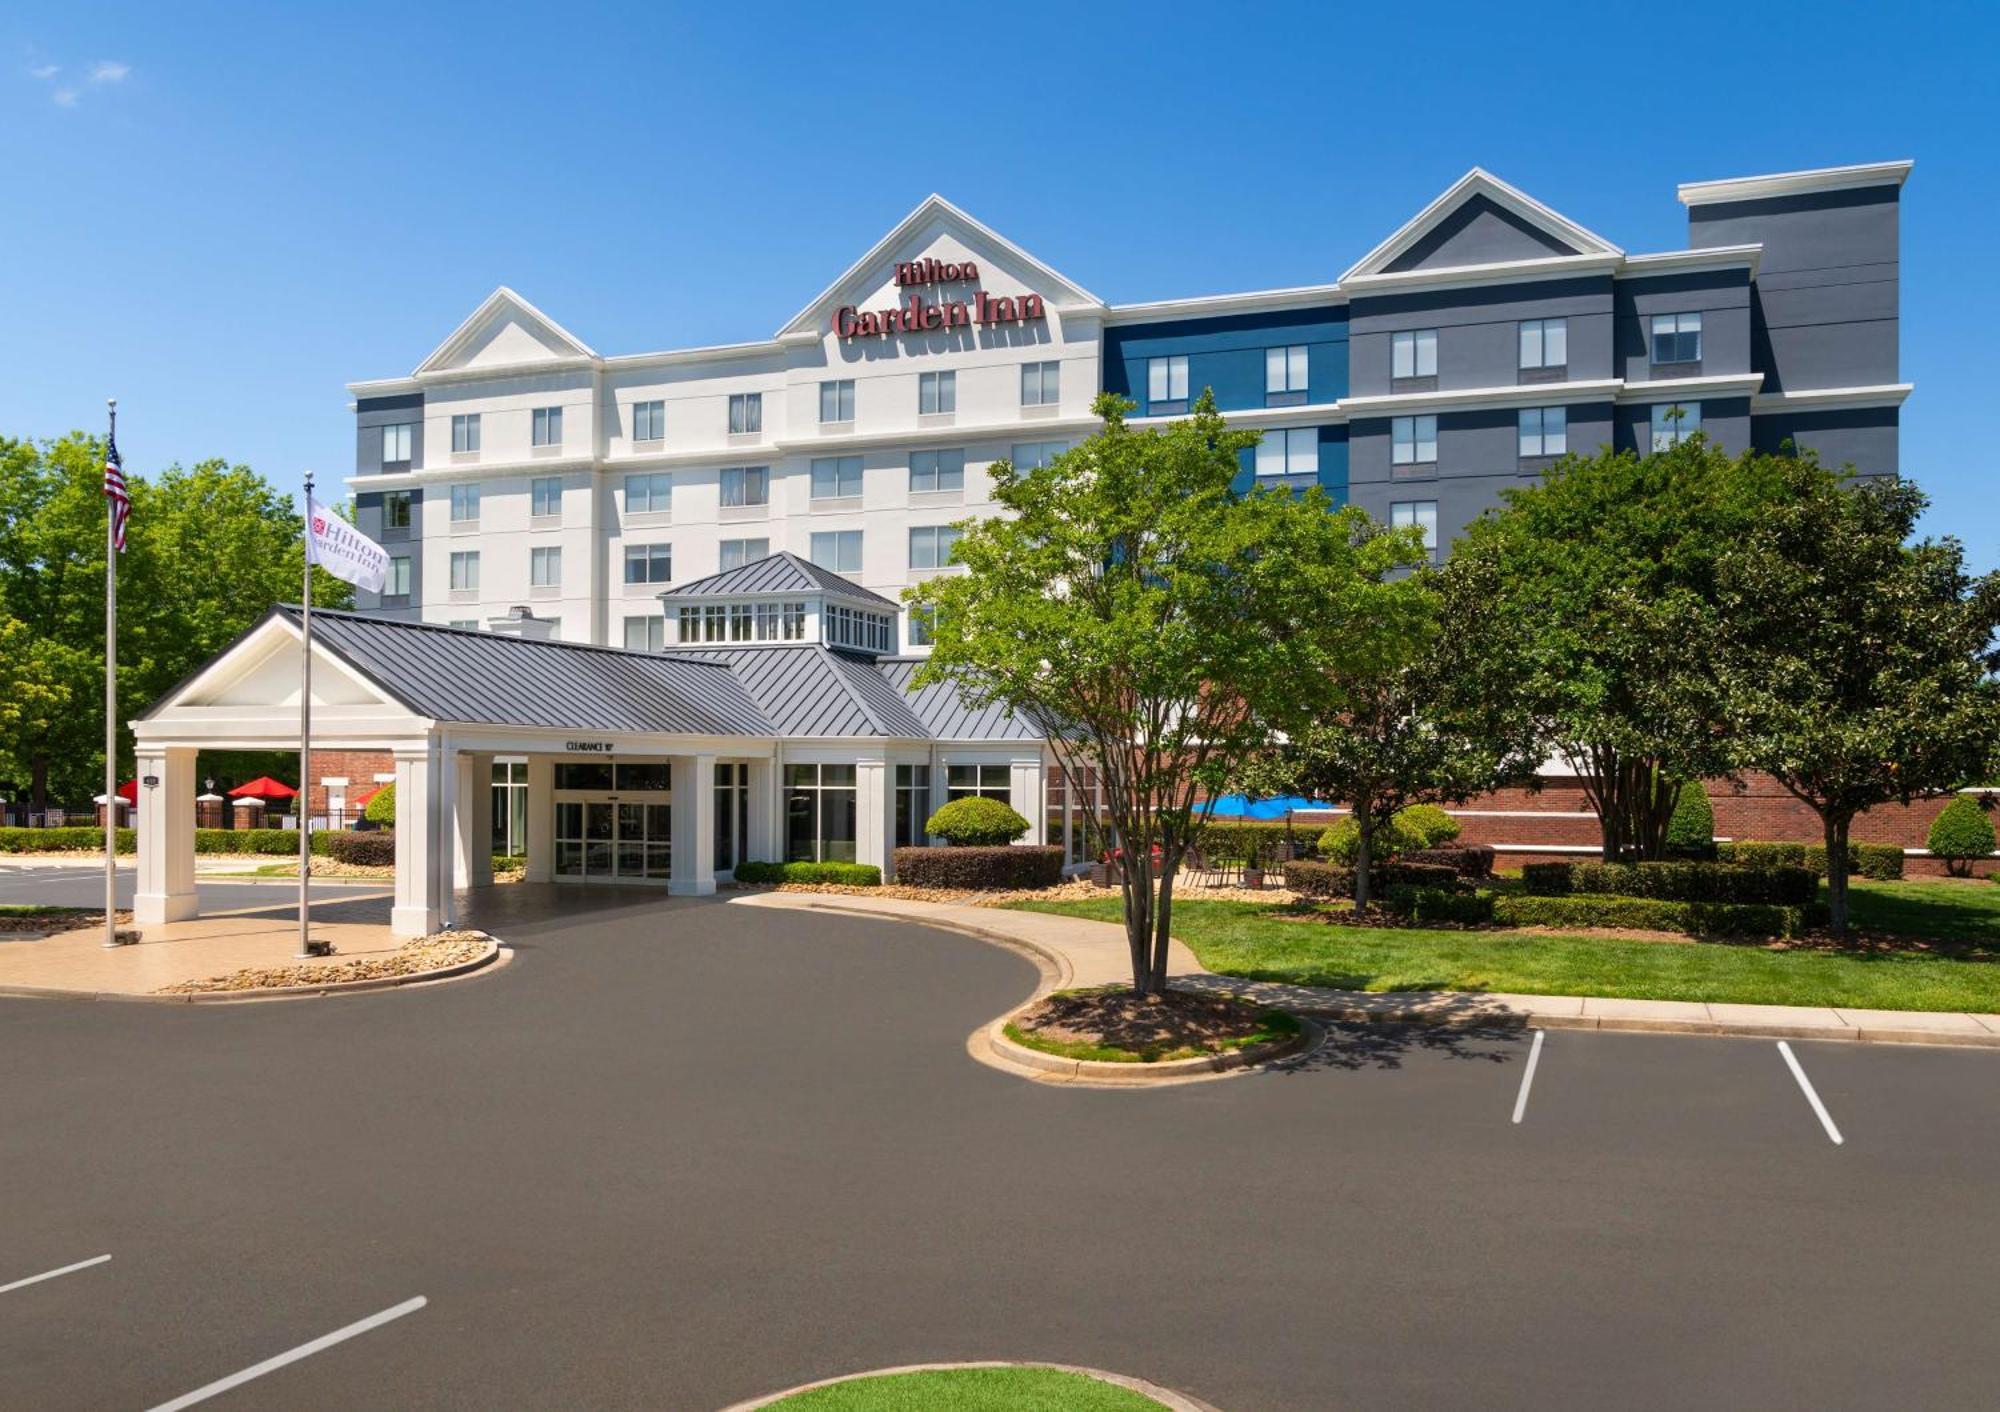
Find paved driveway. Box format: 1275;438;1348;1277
1;888;1997;1410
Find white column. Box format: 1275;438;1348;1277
454;750;494;889
1012;756;1048;844
745;756;776;864
134;746;197;925
670;753;717;895
525;755;554;882
855;755;893;878
391;744;444;938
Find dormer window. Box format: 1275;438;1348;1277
825;603;894;653
678;600;806;643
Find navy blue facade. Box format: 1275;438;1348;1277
1103;305;1349;415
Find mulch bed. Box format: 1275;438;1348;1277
1012;986;1288;1059
155;931;492;995
0;909;130;936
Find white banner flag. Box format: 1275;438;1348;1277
305;494;389;593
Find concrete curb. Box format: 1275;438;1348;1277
719;1359;1224;1412
0;934;507;1005
988;1008;1316;1083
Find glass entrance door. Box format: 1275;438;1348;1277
554;761;671;882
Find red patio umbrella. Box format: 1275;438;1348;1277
229;776;298;801
116;779;138;804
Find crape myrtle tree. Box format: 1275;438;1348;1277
1239;561;1541;909
1716;462;2000;934
1440;433;1782;861
908;392;1422;997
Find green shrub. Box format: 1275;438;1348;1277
1396;804;1461;849
1520;861;1578;895
1317;816;1412;865
325;831;396;866
924;796;1030;846
1285;860;1353;899
1926;797;1997;877
1385;886;1496;924
1283;859;1460;899
1402;845;1496;879
893;845;1064;890
1199;821;1314;864
0;826;136;854
1494;894;1827;937
1855;844;1905;881
1667;783;1715;849
364;784;396;826
1718;839;1905;881
732;860;881;886
1529;860;1818;905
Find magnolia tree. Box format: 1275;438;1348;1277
1717;464;2000;933
908;393;1421;996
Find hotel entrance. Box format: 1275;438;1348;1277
552;758;672;882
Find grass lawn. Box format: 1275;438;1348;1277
0;904;91;918
762;1366;1167;1411
1011;880;2000;1013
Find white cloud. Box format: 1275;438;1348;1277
89;60;129;84
52;87;78;106
29;63;59;80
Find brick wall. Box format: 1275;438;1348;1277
303;750;397;823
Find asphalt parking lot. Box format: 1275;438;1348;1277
2;880;1997;1410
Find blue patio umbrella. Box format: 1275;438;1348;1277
1200;794;1332;820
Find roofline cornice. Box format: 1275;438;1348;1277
1678;160;1913;206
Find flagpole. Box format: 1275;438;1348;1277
103;399;118;949
299;470;314;958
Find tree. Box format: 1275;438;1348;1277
1241;565;1539;908
0;433;352;808
1717;463;2000;933
1441;436;1780;861
909;392;1422;995
1926;796;1996;879
1666;781;1716;853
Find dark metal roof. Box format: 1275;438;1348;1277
277;607;777;736
874;658;1042;740
678;645;933;739
660;551;899;608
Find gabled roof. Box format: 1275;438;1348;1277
271;608;776;736
413;286;598;378
659;551;899;608
775;193;1104;339
677;645;933;739
1341;168;1622;282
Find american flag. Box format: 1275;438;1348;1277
103;432;129;552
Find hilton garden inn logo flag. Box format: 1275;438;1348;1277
304;495;388;593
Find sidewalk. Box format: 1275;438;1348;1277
731;891;2000;1049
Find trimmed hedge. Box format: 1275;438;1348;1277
1199;820;1317;864
1385;885;1497;924
0;826;136;854
364;784;396;826
1402;844;1496;879
732;860;881;886
894;844;1064;890
1926;797;1997;877
325;831;396;866
925;796;1031;846
1284;859;1461;899
1518;860;1817;905
1494;894;1828;938
1716;839;1905;881
1667;783;1715;850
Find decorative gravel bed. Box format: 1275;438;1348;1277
156;930;493;994
756;879;1299;907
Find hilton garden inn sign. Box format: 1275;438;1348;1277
832;257;1047;338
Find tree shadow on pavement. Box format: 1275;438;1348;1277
1273;1021;1527;1073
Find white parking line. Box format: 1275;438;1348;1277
1777;1041;1844;1145
1510;1029;1545;1124
0;1253;111;1295
146;1296;427;1411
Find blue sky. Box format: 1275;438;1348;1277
3;1;1993;568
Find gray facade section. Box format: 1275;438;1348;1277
1614;397;1751;457
1346;277;1615;397
354;392;424;478
1383;194;1581;273
1752;406;1898;476
1612;268;1752;385
351;488;423;617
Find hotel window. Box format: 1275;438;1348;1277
819;379;855;423
810;455;862;501
1390;500;1440;558
728;603;756;641
720;466;769;507
1266;345;1308;405
1518;406;1568;458
1392;329;1438;379
1255;427;1319;478
383;491;413;531
825;604;893;652
919;370;956;415
1392;414;1438;466
530;546;561;588
1011;441;1067;471
906;604;935;647
449;619;478;631
623;615;666;652
718;537;769;571
947;763;1011;803
530;476;561;519
623;543;672;585
449;551;480;592
1520;318;1568;370
895;764;933;847
450;413;480;453
380;422;413;466
785;763;858;863
386;556;411;597
531;406;562;447
1147;355;1189;412
909;524;962;570
632;399;665;442
728;392;762;435
1021;360;1060;406
752;601;806;641
909;447;965;494
625;472;672;515
809;530;863;575
450;483;481;522
1651;403;1702;451
1651;312;1702;365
